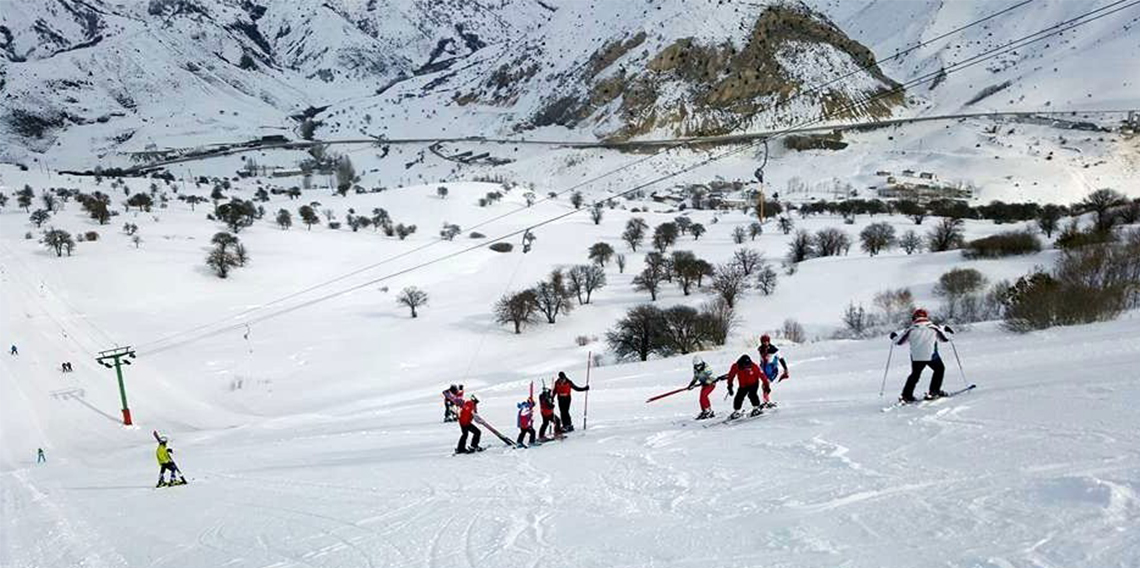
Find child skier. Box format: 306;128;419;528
553;371;589;432
517;396;536;446
725;354;768;419
686;356;720;420
37;448;45;463
890;308;953;402
756;334;790;381
757;347;786;409
538;386;561;440
156;437;187;487
456;395;483;454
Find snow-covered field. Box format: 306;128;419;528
3;164;1139;567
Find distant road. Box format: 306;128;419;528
120;109;1133;173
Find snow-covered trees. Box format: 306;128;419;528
532;269;574;324
276;209;293;230
899;230;923;254
622;218;648;251
217;199;257;233
652;222;679;253
440;223;462;241
588;242;614;266
566;265;607;305
815;228;851;257
927;218;965;252
397;287;429;318
29;209;51;228
709;264;747;308
633;252;669;301
590;203;604;225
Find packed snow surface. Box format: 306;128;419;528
2;170;1139;567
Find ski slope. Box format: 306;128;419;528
2;166;1140;567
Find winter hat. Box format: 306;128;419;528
760;334;771;343
912;308;929;321
558;371;568;380
692;355;706;369
737;354;752;367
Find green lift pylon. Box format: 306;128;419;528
96;347;137;425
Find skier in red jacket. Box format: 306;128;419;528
725;354;768;419
553;371;589;432
456;395;483;454
538;386;561;440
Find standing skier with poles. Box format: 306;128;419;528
456;395;484;454
553;372;589;432
725;354;768;419
155;436;187;487
756;343;787;409
756;335;790;382
890;308;954;403
686;356;721;420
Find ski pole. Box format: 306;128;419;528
583;351;592;431
949;339;969;388
879;342;894;397
646;386;690;403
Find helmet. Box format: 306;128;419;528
692;355;705;369
760;334;771;343
158;437;168;444
737;354;752;367
912;308;929;321
470;395;479;403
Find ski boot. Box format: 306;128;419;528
727;410;743;420
695;409;714;420
749;407;764;417
469;445;486;453
762;401;778;410
156;480;167;488
899;394;918;404
924;390;949;401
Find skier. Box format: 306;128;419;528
890;308;954;403
553;371;589;432
756;334;790;382
537;386;561;440
517;396;536;446
725;354;768;419
456;395;483;454
686;356;721;420
756;346;786;409
155;437;187;487
9;344;17;356
37;448;45;463
442;384;464;422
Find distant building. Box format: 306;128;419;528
875;170;892;176
919;172;936;180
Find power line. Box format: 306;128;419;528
139;0;1124;354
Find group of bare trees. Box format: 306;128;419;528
606;298;735;361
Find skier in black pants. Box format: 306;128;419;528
553;372;589;432
890;308;953;402
456;395;483;454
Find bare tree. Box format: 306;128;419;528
709;263;747;308
623;218;648;251
206;232;242;279
276;208;292;230
590;203;604;225
633;251;668;301
671;251;703;295
786;229;815;265
690;223;706;240
298;205;320;229
437;186;449;199
732;226;747;244
748;221;763;240
334;155;356;196
532;269;574;324
440;223;462;241
841;302;872;337
1081;188;1126;231
567;264;607;305
698;297;736;346
1036;204;1064;238
41;229;74;257
615;253;626;274
732;248;764;276
815;228;851;257
778;217;794;235
588;242;615;266
927;217;965;252
495;290;538;334
756;265;778;295
660;306;706;354
570;191;584;209
900;230;923;254
674;216;692;235
606;304;666;361
29;209;51;228
860;222;896;256
653;222;679;253
397;286;429;318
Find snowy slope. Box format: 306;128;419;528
2;163;1140;566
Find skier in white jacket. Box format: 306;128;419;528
890;308;953;402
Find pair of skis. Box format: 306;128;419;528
881;384;977;412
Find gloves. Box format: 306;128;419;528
585;385;590;391
944;326;955;334
727;386;735;396
779;372;789;382
889;332;898;340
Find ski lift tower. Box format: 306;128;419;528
96;346;137;425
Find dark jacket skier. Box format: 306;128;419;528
553;372;589;432
890;308;953;402
538;387;561;440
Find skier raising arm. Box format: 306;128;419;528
155;437;187;487
890;308;953;402
552;372;589;432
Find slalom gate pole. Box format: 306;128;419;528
949;339;969;388
645;386;690;403
583;351;592;431
879;342;894;397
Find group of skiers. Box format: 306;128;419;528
441;308;957;451
443;372;590;453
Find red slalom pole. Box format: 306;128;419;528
645;386;690;403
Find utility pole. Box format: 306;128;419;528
96;347;137;425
